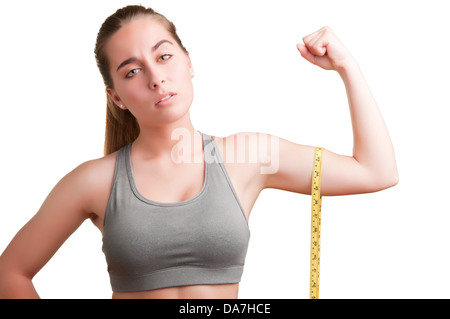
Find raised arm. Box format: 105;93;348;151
0;160;102;298
263;26;398;196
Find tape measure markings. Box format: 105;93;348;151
310;147;323;299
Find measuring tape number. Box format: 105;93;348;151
310;147;323;299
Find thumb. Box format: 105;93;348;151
296;43;307;56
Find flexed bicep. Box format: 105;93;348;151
263;136;396;196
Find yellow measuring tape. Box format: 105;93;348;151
310;147;323;299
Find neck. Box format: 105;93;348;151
132;113;200;160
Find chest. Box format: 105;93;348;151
133;159;206;204
131;155;259;222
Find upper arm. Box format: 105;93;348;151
0;160;101;279
262;134;397;196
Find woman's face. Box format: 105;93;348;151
105;16;194;127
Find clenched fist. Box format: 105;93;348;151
297;26;356;73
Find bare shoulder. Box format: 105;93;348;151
212;131;273;158
211;132;276;217
64;148;121;215
59;150;119;225
75;151;118;183
213;131;280;173
212;132;260;166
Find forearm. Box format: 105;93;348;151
338;61;398;185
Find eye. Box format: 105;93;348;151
159;54;172;62
126;68;141;78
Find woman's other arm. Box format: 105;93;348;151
0;160;103;298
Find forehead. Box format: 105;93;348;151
106;17;173;64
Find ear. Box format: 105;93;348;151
185;51;194;75
106;88;127;110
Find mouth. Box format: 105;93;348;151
156;93;176;106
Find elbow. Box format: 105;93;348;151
0;257;37;299
391;170;400;187
387;163;400;188
0;268;38;299
383;173;399;190
0;260;8;298
372;167;399;191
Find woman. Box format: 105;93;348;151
0;5;398;299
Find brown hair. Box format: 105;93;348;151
94;5;187;155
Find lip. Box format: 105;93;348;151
155;92;177;107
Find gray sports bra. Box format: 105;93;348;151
102;132;250;292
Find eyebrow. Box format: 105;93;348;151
116;39;174;72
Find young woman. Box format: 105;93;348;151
0;5;398;299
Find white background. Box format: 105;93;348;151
0;0;449;299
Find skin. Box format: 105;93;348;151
0;17;398;299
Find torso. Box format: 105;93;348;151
86;134;265;298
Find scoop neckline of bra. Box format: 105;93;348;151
125;132;210;207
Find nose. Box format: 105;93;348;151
150;78;165;89
147;67;166;89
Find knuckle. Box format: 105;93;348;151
322;26;333;35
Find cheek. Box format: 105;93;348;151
178;74;194;106
119;87;140;106
173;64;194;94
171;55;193;85
118;80;149;105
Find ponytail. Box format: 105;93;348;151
104;95;139;155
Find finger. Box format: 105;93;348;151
296;43;308;57
306;32;328;57
296;43;317;65
302;28;321;44
297;43;332;70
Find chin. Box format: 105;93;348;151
156;103;192;124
